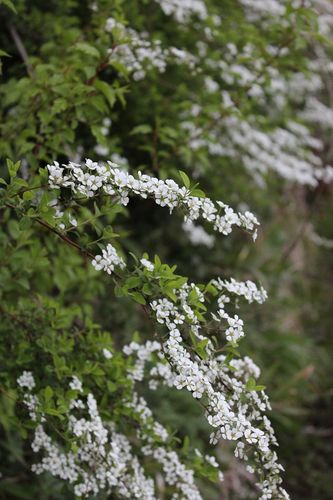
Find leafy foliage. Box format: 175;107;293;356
1;0;333;499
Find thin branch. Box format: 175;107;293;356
8;25;33;76
35;216;95;259
4;202;94;259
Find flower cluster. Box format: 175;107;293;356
106;18;197;81
183;109;333;187
240;0;286;20
140;257;155;272
127;393;205;499
44;153;289;497
47;159;260;239
18;373;206;499
171;9;333;188
213;277;268;305
182;219;215;248
119;258;287;499
154;0;208;23
17;370;36;391
92;243;125;275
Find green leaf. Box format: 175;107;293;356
0;49;10;57
7;159;20;178
191;188;206;198
45;408;64;419
124;276;141;290
74;42;100;59
8;219;20;239
142;283;153;295
154;254;161;270
94;80;116;108
0;0;17;13
245;377;265;392
179;170;190;189
131;292;146;305
205;282;218;296
43;386;53;402
195;339;209;360
130;124;152;136
22;190;34;201
182;436;190;453
19;215;32;230
52;98;68;114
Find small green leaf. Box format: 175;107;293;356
0;0;17;13
94;80;116;108
0;49;10;57
44;386;53;402
131;292;146;305
245;377;265;391
45;408;65;420
179;170;190;189
8;219;20;239
130;124;152;136
182;436;190;453
74;42;100;59
154;254;161;270
22;190;34;201
191;188;206;198
19;216;32;230
124;276;141;290
195;339;209;360
7;159;20;178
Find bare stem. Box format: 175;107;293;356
8;25;33;76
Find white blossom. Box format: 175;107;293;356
17;371;35;391
92;243;125;275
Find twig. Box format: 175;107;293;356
8;25;33;76
4;202;94;259
35;216;95;259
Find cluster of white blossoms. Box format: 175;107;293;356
106;17;197;81
240;0;316;23
154;0;208;23
17;373;207;499
165;3;333;189
45;155;288;496
240;0;287;19
183;107;333;187
115;254;287;499
213;277;268;304
92;1;333;191
126;393;207;499
210;279;267;343
92;243;125;275
47;159;260;239
17;370;36;391
182;219;215;248
140;257;155;272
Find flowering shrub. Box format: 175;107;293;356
1;159;287;498
0;0;333;499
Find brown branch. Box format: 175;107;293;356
35;217;95;259
8;25;33;76
4;202;94;259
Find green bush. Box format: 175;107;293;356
1;1;333;499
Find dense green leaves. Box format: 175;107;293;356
0;0;333;498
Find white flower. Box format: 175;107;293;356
103;348;113;359
92;244;125;275
17;371;35;391
140;258;154;271
47;160;259;240
69;376;83;392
